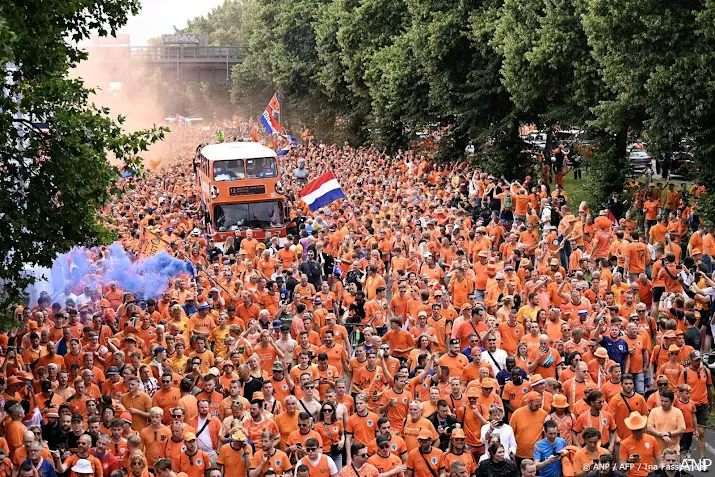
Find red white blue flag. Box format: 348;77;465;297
260;93;283;134
299;171;346;211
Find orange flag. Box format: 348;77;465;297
137;227;168;258
251;126;259;142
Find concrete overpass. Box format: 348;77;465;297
86;45;248;84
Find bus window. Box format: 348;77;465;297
214;201;284;231
246;157;277;179
213;159;245;181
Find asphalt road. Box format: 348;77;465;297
686;428;714;476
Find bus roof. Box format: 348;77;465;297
200;142;277;161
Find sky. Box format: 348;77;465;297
117;0;226;45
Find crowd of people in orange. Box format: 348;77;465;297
2;123;715;477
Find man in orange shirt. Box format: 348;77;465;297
619;412;662;477
406;429;443;477
318;330;349;375
139;407;171;471
379;373;413;435
438;340;469;379
643;198;660;234
677;351;712;460
498;310;524;356
624;232;650;282
346;394;380;461
509;391;548;462
152;373;181;425
217;430;253;477
381;319;415;360
572;391;617;452
609;374;648;441
448;267;473;309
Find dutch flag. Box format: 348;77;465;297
299;171;347;211
277;135;298;156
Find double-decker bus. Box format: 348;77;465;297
196;141;287;243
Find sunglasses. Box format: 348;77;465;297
306;447;317;452
298;423;309;428
162;380;171;384
357;453;369;458
322;409;333;413
379;443;390;448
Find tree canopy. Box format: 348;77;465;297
0;1;165;325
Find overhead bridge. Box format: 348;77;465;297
86;45;249;84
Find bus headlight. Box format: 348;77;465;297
274;182;284;194
211;185;219;199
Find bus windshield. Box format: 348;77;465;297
214;201;284;231
246;157;278;179
213;160;245;181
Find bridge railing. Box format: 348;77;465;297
129;46;249;62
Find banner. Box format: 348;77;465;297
138;228;168;258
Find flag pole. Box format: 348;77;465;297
277;91;282;130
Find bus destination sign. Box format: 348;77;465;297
229;185;266;196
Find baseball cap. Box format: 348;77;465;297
376;434;391;446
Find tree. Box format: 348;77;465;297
0;2;165;326
231;0;339;138
493;0;602;133
582;0;715;211
182;0;258;47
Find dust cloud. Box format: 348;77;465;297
72;47;181;169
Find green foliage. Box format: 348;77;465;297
0;1;166;327
698;193;715;229
582;133;632;209
471;121;535;181
182;0;258;46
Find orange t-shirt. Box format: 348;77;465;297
644;201;659;221
573;411;617;446
381;329;415;358
217;442;253;477
346;411;380;454
509;407;548;458
619;434;660;477
380;388;413;433
406;447;443;477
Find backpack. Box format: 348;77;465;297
503;193;513;211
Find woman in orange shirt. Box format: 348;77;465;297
315;402;345;467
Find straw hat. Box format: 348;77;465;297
624;411;647;430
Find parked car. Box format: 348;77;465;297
657;151;695;178
627;144;652;176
